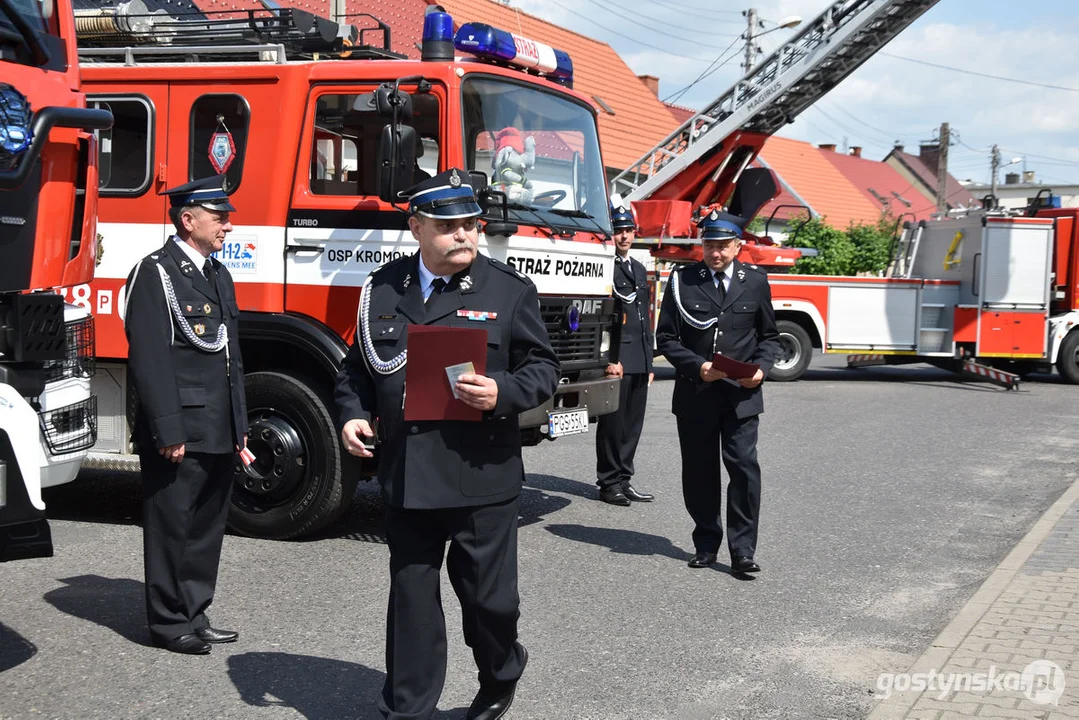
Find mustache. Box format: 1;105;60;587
444;240;477;256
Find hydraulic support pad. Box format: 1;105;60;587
961;360;1020;390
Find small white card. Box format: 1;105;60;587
445;361;475;400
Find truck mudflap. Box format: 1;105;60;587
0;384;53;561
518;375;621;439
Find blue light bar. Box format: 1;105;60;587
454;22;574;86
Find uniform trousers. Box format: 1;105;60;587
379;496;527;720
675;406;761;557
139;449;233;644
595;373;649;488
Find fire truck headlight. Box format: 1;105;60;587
600;329;611;355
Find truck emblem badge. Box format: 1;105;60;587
208;116;237;174
449;168;462;187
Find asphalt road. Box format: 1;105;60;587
2;355;1077;720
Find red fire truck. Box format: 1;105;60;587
770;203;1079;388
75;3;621;538
0;0;110;560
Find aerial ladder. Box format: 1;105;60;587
612;0;940;267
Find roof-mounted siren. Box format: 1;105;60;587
421;5;454;61
453;22;572;87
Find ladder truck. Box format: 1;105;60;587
609;0;941;380
74;3;621;539
0;0;111;560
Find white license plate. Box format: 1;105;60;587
548;408;589;438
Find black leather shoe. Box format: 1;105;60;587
622;483;654;502
195;627;238;644
732;556;761;574
687;551;717;568
466;646;527;720
159;633;211;655
599;485;631;507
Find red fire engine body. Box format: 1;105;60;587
766;207;1079;386
0;0;110;560
76;6;621;538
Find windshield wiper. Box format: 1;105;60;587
0;0;49;65
549;208;612;241
496;200;560;238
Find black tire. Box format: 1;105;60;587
1057;329;1079;384
228;371;356;539
770;320;813;382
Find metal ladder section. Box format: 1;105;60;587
611;0;939;202
886;222;924;277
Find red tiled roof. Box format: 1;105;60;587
884;149;978;212
664;102;695;125
821;148;938;221
756;136;882;229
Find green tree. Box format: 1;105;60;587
787;217;856;275
847;214;900;276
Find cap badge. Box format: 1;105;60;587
449;168;462;188
709;210;719;221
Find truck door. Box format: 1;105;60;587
286;83;445;339
85;84;169;359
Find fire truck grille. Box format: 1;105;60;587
539;299;612;371
0;294;65;362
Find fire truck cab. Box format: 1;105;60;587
77;5;621;539
1;0;110;560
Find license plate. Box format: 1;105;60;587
548;408;589;438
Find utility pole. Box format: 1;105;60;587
935;122;949;213
990;144;1001;207
742;8;758;74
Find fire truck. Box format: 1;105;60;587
0;0;111;559
75;3;621;539
777;203;1079;388
609;0;943;379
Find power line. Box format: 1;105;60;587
880;52;1079;92
661;36;743;104
647;0;742;15
542;0;717;62
583;0;739;47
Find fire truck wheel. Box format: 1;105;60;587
228;371;356;539
770;320;812;382
1057;330;1079;384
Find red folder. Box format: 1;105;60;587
711;353;760;379
404;325;488;422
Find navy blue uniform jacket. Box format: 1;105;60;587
655;260;780;419
335;253;560;509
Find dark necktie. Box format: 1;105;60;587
716;273;726;303
203;260;214;283
426;277;447;308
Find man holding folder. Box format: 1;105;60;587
335;168;559;720
655;209;780;575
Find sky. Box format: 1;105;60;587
506;0;1079;187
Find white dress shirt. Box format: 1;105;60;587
173;236;212;273
418;256;453;301
712;263;734;294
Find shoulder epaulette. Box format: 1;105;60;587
488;256;530;284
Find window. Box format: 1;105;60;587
90;96;152;196
309;90;440;196
189;94;249;192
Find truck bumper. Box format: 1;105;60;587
518;376;621;432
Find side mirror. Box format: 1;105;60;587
467;170;488;195
375;83;412;122
378;123;418;203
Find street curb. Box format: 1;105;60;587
865;473;1079;719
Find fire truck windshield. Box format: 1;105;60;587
0;0;59;66
462;75;611;236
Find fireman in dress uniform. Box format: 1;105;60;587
334;168;559;720
655;209;780;574
595;203;655;506
123;175;247;654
